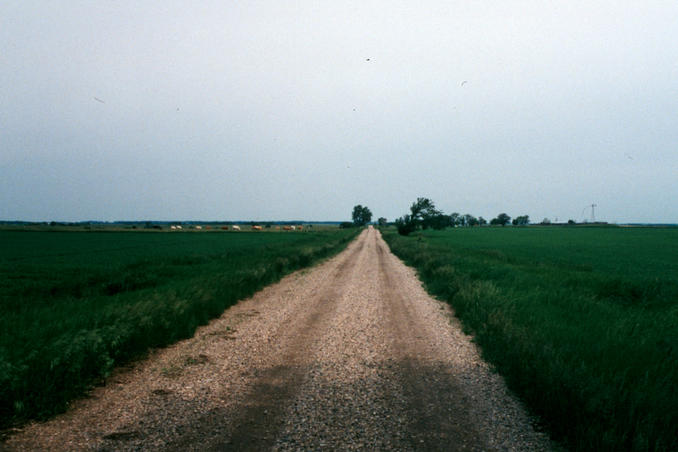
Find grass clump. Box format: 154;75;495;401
0;228;359;427
382;226;678;452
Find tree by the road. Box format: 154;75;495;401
352;205;373;226
409;197;451;230
394;197;495;234
409;197;440;227
396;197;447;234
395;214;417;236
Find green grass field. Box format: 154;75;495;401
0;228;359;428
382;226;678;452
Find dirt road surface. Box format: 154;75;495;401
4;227;554;451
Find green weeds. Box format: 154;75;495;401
382;227;678;452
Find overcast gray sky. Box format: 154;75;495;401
1;1;677;223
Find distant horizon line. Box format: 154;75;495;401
0;219;349;225
2;220;677;227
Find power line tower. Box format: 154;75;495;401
581;203;598;223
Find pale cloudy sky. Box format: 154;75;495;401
1;1;677;223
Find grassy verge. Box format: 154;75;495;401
381;226;678;451
0;228;360;428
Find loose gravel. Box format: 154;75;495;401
3;227;556;451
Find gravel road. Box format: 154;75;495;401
4;227;555;451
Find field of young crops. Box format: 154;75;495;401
0;228;359;428
382;226;678;451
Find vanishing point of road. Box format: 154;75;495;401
5;227;554;451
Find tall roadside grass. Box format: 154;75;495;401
382;227;678;452
0;229;359;428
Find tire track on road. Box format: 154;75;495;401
375;236;487;451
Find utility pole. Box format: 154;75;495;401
591;204;597;222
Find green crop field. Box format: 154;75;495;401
0;228;359;428
382;226;678;452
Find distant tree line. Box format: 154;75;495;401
350;200;580;235
394;198;492;235
392;198;578;236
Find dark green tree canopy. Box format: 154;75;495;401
409;197;445;229
409;197;438;221
394;197;492;234
513;215;530;226
396;197;447;234
491;213;511;226
352;205;373;226
395;214;417;235
463;214;479;227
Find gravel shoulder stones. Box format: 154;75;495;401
3;227;556;451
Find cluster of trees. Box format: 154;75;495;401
394;198;492;235
394;198;446;235
393;198;538;236
512;215;530;226
351;200;577;235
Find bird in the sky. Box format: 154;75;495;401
366;58;370;61
625;153;634;160
93;97;105;103
461;80;468;87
